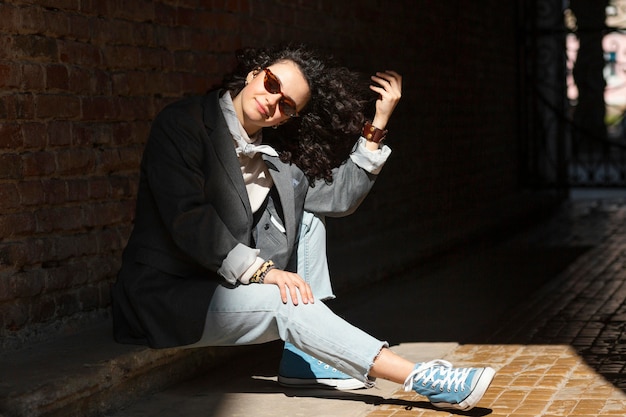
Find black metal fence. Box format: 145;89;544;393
521;0;626;188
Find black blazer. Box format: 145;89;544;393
111;91;378;348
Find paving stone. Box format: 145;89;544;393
367;345;626;417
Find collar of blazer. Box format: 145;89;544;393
200;91;298;246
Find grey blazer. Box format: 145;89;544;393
111;91;378;348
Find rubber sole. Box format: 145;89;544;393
277;375;367;390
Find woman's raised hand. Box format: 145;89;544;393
370;70;402;130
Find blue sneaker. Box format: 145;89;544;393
403;360;495;411
278;343;366;390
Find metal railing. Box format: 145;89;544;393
521;0;626;188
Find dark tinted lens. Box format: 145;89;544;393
264;68;298;117
263;69;281;94
279;99;298;117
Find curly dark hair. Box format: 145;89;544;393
222;45;370;184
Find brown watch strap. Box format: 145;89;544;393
362;121;388;143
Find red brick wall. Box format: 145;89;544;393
0;0;522;348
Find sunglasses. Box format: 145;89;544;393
263;67;299;117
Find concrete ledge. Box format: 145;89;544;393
0;320;252;417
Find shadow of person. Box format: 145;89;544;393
282;388;493;416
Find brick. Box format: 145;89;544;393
0;213;36;238
111;72;130;96
41;179;67;205
132;21;154;46
11;34;58;61
42;8;71;38
154;25;187;50
0;93;36;119
85;201;132;228
58;39;102;66
36;206;84;233
176;7;196;26
55;148;96;175
96;146;142;173
138;48;169;70
90;18;132;45
78;285;101;310
92;68;111;95
54;292;80;317
24;238;53;266
0;62;20;89
7;270;45;299
66;179;89;202
0;36;11;61
97;226;125;252
109;175;133;198
48;120;72;146
103;45;140;69
21;122;48;149
132;120;151;144
46;263;84;291
68;14;91;41
111;0;155;22
0;241;28;269
0;154;22;180
16;94;36;119
111;122;133;145
36;94;80;119
71;233;99;257
45;64;69;91
155;2;176;26
18;6;46;36
82;96;117;121
124;70;148;95
22;151;56;177
70;123;91;147
78;0;110;17
18;180;45;206
1;302;29;332
0;122;23;149
117;96;153;120
50;235;80;261
68;66;91;93
32;0;80;11
0;4;19;34
88;177;111;200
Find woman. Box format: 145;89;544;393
111;45;495;411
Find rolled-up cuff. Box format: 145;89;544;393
349;137;392;175
217;243;261;285
239;257;266;284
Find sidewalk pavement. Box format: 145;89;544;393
104;189;626;417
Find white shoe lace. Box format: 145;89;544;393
403;359;472;393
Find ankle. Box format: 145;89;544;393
368;347;416;384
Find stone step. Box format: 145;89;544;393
0;320;251;417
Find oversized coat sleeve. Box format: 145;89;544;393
302;158;378;217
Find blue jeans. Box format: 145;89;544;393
186;211;387;384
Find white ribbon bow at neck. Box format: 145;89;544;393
236;139;278;158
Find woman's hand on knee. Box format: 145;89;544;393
263;269;314;305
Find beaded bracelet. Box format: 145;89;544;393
249;260;275;284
